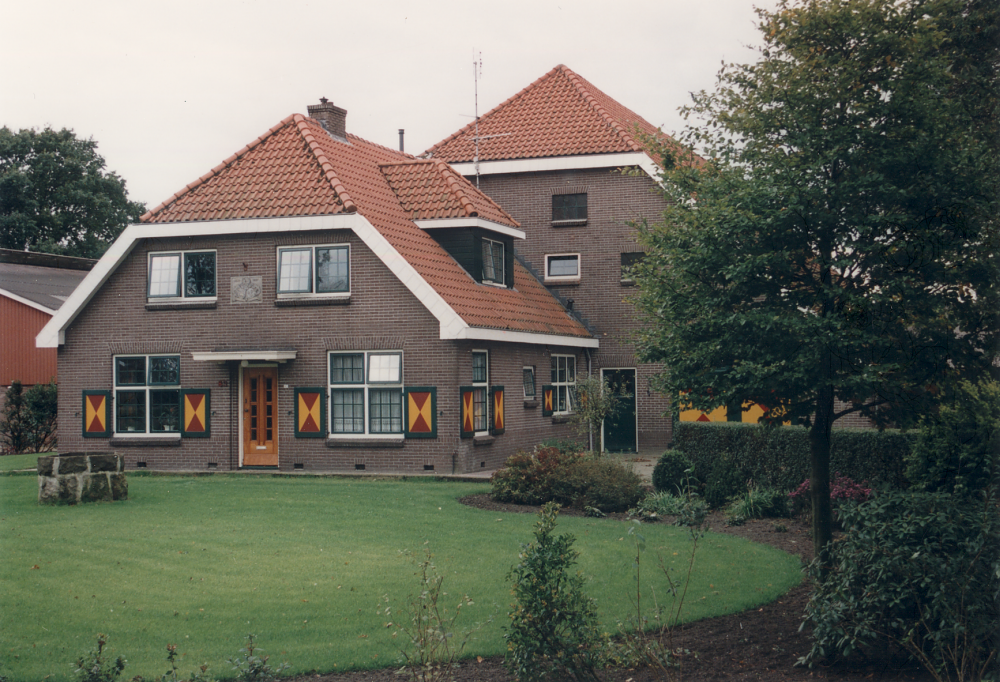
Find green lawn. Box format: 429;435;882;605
0;453;44;472
0;474;801;681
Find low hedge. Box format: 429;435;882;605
672;422;915;493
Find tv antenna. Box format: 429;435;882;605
469;50;510;188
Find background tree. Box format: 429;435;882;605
0;127;145;258
633;0;999;564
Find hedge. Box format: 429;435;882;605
672;422;915;492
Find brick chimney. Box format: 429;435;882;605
307;98;347;139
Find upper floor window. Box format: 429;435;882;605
329;351;402;436
620;252;646;285
114;355;181;434
148;251;216;299
552;193;587;224
278;245;349;295
545;254;581;283
481;238;505;286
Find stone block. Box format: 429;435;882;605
90;455;120;473
38;476;60;504
37;456;54;476
110;473;128;501
58;456;89;474
81;475;111;503
58;476;80;504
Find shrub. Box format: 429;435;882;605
491;447;643;513
226;635;288;682
0;380;58;454
629;491;709;527
651;449;696;493
74;634;126;682
788;473;872;517
505;503;603;682
905;379;1000;498
703;457;747;508
801;490;1000;680
724;486;790;525
673;421;913;492
537;438;586;457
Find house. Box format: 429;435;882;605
1;249;95;410
36;100;597;473
425;64;679;452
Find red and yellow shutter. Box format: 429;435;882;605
404;387;437;438
541;385;554;417
459;386;475;438
181;389;211;437
82;390;111;438
294;388;326;438
490;386;505;435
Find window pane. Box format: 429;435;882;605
149;254;180;297
566;357;576;382
482;240;496;281
116;357;146;386
149;356;180;385
552;193;587;221
482;240;504;284
472;352;487;383
548;255;579;277
278;249;312;293
368;354;401;383
620;252;645;281
473;387;487;431
185;252;216;297
332;389;365;433
522;368;535;397
150;390;180;432
369;389;402;433
331;354;365;384
316;247;349;293
116;390;146;432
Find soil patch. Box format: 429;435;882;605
291;494;933;682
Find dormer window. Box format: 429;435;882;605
552;193;587;225
482;238;505;286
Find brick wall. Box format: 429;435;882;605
58;229;587;473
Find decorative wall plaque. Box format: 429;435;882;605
231;276;263;303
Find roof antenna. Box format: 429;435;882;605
473;50;482;188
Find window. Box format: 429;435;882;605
544;254;580;282
148;251;216;299
114;355;181;434
472;351;489;433
552;193;587;223
620;252;646;284
551;354;576;414
329;351;402;435
522;366;536;398
278;245;349;295
481;238;505;285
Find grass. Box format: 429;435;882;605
0;453;45;473
0;474;802;681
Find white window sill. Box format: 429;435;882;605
544;278;581;285
275;293;351;307
146;297;218;309
480;280;507;288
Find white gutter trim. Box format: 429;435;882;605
453;326;599;349
447;152;659;180
413;217;526;240
0;288;56;315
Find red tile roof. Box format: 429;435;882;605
141;114;589;340
425;64;675;163
380;159;518;225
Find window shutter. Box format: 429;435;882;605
460;386;475;438
294;388;326;438
541;385;554;417
181;389;211;437
82;390;112;438
404;387;437;438
490;386;505;435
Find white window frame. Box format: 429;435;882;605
544;253;581;283
550;354;576;414
112;354;183;437
328;350;403;438
147;250;217;302
277;244;350;299
481;238;505;286
472;350;489;435
522;365;536;398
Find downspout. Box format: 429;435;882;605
585;348;593;453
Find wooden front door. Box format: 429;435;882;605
243;367;278;466
602;369;637;454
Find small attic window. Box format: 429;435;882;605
552;193;587;225
482;238;505;286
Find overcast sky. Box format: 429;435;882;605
2;0;777;210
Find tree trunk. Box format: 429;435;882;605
809;384;835;576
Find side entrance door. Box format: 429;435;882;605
601;368;637;454
243;366;278;466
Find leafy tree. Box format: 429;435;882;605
571;373;632;455
0;380;58;454
0;381;30;455
0;127;145;258
633;0;999;565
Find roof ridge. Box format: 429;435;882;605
293;115;357;213
558;65;643;153
424;65;564;157
432;159;477;217
140;114;300;222
348;132;415;159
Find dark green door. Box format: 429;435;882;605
602;369;637;453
